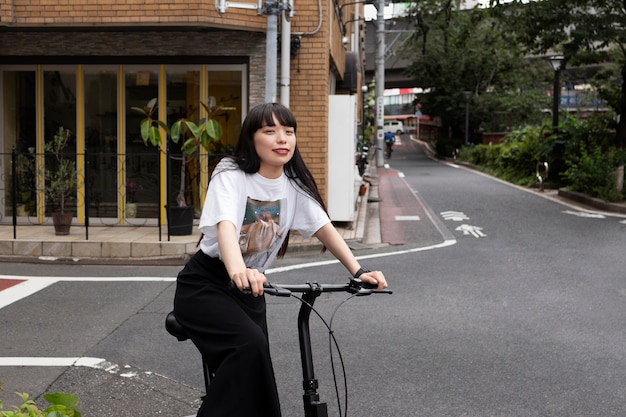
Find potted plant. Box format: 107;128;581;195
125;178;142;218
132;97;230;235
43;126;79;235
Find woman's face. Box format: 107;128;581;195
253;115;296;179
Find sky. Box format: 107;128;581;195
364;0;518;20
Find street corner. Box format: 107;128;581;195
40;363;203;417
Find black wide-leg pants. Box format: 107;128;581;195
173;250;282;417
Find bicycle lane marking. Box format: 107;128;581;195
0;277;56;310
376;166;456;246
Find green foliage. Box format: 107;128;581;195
131;98;231;206
459;124;549;187
501;0;626;148
403;1;552;142
0;391;81;417
458;114;625;201
562;143;623;201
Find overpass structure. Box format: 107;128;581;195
363;18;415;89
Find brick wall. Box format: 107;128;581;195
5;0;267;29
0;0;12;23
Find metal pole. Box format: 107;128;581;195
11;147;17;239
464;99;470;145
375;1;385;167
552;69;560;130
463;91;471;146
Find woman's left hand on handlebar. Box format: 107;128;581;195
359;271;388;290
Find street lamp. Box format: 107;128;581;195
463;91;472;145
548;55;565;131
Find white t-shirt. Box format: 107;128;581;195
199;158;330;271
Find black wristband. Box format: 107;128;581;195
353;267;371;279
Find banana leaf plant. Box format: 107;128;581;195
132;97;228;207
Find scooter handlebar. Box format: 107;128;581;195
229;279;392;297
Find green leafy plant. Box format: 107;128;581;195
562;143;624;202
0;391;81;417
132;98;230;207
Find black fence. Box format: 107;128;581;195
2;147;228;241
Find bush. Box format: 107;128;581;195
562;143;624;202
457;114;625;201
0;391;81;417
458;124;550;187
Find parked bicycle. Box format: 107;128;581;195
166;278;392;417
356;142;370;177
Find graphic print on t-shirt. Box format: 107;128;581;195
239;197;282;258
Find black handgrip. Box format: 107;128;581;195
349;278;393;295
263;283;292;297
228;280;292;297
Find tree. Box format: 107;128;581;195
402;0;550;150
494;0;626;148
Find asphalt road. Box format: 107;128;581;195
1;136;626;416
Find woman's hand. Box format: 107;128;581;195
357;270;388;290
231;268;267;297
217;221;267;296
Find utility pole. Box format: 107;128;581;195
375;0;385;167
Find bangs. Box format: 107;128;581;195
258;103;297;132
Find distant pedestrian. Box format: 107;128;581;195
384;131;394;158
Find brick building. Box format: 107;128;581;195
0;0;366;230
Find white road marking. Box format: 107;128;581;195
455;224;487;238
0;279;56;310
395;215;421;221
440;211;470;221
0;356;113;370
563;210;606;219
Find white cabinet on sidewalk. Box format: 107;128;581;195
327;95;358;222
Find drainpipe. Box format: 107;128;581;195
264;1;288;103
375;1;385;167
280;7;291;106
265;10;279;103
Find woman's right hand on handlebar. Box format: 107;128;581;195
230;268;267;297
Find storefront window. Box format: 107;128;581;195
166;68;201;210
2;70;36;218
84;69;118;219
1;63;246;226
43;69;77;216
208;69;243;154
124;69;159;219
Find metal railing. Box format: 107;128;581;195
2;147;228;241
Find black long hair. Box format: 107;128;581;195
230;102;327;257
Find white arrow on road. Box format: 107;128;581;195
455;224;486;238
441;211;470;221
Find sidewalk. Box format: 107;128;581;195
0;182;374;264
